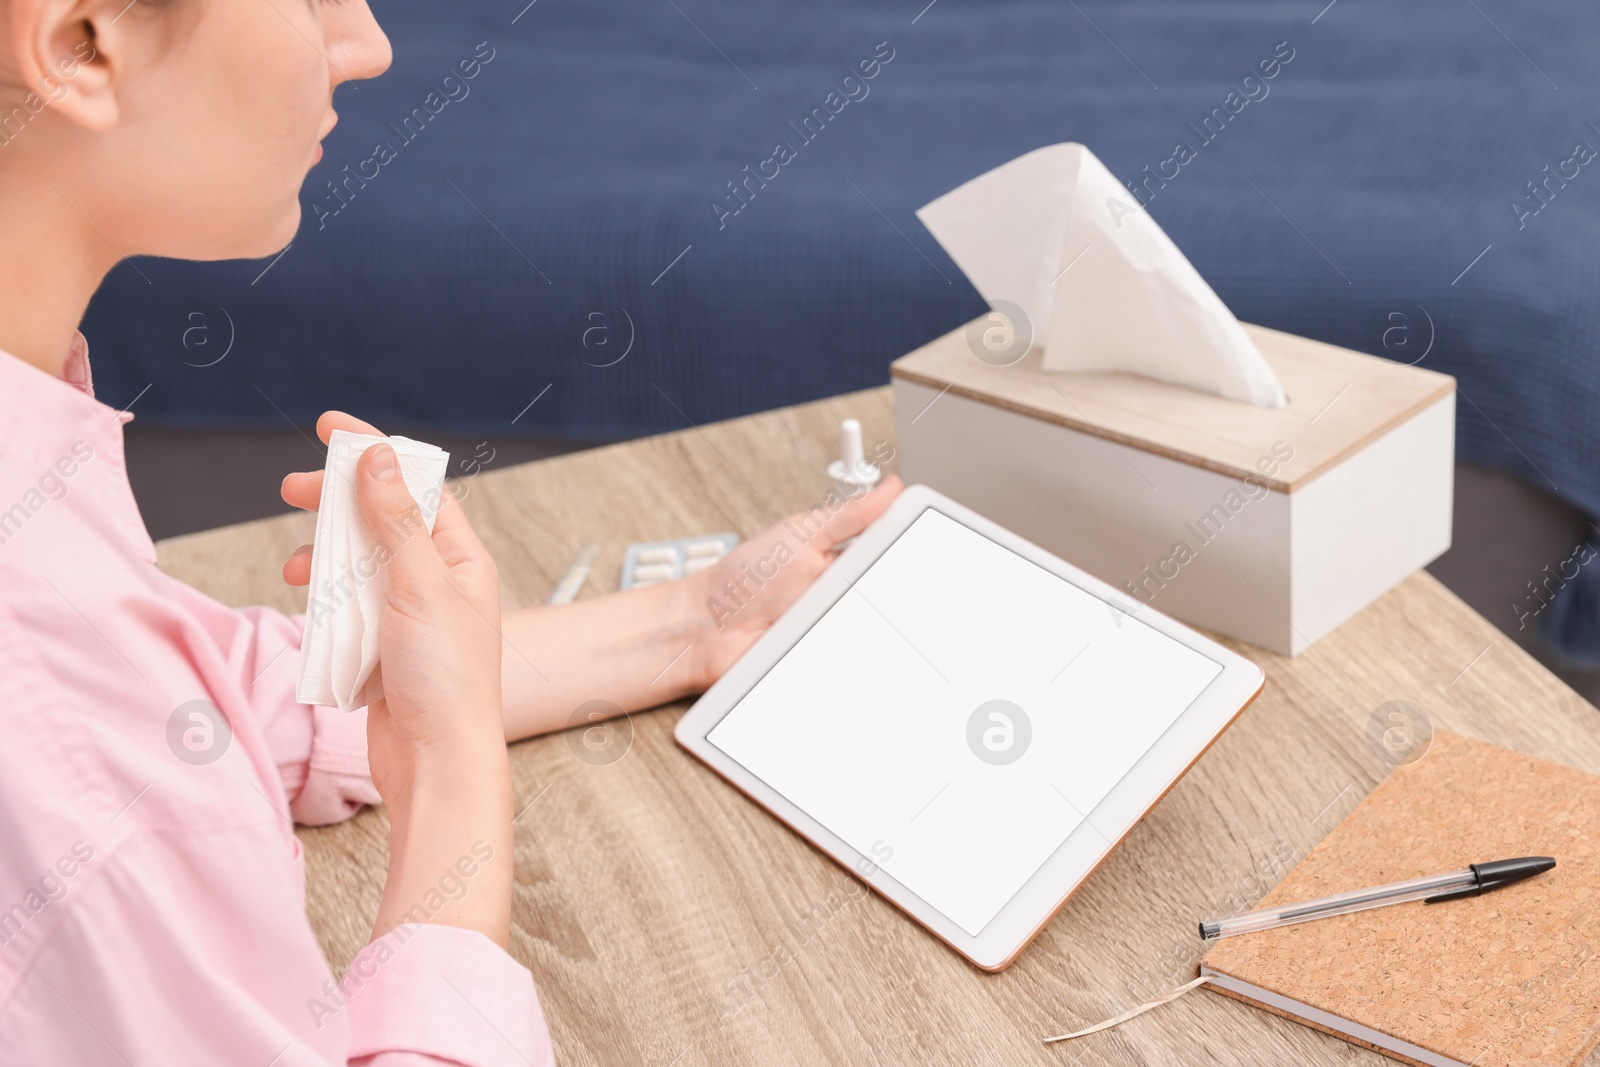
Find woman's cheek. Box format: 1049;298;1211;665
227;6;330;181
171;10;328;221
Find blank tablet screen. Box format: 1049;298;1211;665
706;507;1223;937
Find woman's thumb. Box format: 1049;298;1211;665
819;474;902;547
355;443;440;582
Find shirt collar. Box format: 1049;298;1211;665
61;331;96;397
61;331;133;426
0;332;134;464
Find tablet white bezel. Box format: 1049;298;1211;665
674;483;1265;971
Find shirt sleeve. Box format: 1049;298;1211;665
172;582;380;825
0;829;558;1067
344;926;556;1067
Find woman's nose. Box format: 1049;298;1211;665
324;0;394;87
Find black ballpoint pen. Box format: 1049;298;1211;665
1199;856;1556;940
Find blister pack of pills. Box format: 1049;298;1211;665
619;533;739;589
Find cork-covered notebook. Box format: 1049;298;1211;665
1200;731;1600;1067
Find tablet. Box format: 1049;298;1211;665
674;484;1264;971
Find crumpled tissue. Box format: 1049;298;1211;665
296;431;451;711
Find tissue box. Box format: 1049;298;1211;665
891;321;1455;655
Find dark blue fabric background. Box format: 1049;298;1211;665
85;0;1600;528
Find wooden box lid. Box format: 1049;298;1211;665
890;322;1456;493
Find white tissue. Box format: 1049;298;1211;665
916;142;1286;408
295;431;451;711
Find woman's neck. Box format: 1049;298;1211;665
0;155;122;378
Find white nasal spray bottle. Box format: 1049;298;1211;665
827;418;881;498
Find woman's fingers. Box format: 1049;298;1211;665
282;411;397;587
429;488;496;583
354;444;446;595
815;475;903;550
281;469;324;511
286;454;494;611
281;412;386;512
282;492;488;591
285;412;494;603
316;410;384;444
282;544;313;586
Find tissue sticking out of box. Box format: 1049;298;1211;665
916;143;1287;408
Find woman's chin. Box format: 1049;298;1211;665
251;206;303;258
179;206;303;263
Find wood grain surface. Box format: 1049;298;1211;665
891;324;1455;492
155;387;1600;1067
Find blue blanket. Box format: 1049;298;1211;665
84;0;1600;654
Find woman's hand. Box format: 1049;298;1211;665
492;475;903;742
282;412;513;947
684;475;902;689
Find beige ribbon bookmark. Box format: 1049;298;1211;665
1042;975;1213;1044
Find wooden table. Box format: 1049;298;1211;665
156;387;1600;1066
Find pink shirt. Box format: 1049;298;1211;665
0;337;555;1066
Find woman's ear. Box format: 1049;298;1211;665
10;0;129;132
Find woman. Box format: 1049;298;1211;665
0;0;900;1062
